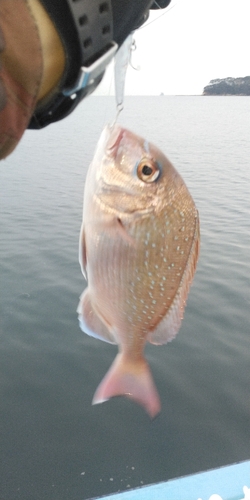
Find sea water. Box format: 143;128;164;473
0;96;249;500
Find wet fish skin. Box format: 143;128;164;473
78;124;200;417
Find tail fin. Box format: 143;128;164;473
92;353;161;418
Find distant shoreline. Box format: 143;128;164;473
203;76;250;96
91;94;249;98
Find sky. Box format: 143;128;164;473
94;0;250;96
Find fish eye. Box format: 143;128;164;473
137;159;161;183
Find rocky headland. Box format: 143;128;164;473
203;76;250;95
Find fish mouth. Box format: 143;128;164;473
106;124;124;157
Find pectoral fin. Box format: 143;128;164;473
100;215;135;246
77;289;116;344
79;224;87;280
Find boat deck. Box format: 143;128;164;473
93;460;250;500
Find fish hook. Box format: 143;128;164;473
111;103;123;128
129;39;140;71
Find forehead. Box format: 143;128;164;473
116;133;150;160
143;140;150;154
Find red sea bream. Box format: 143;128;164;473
77;124;200;418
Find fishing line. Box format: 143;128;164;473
98;56;116;131
138;0;180;30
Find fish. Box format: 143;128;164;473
77;124;200;418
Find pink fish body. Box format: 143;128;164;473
78;124;200;417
